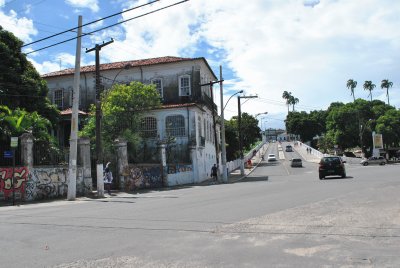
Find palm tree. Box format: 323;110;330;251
381;79;393;105
282;91;292;113
346;79;357;101
363;81;376;101
290;96;299;111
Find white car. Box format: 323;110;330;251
267;154;277;162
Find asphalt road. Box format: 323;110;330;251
1;144;399;267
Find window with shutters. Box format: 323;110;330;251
53;89;63;108
140;117;157;138
151;78;163;98
179;75;191;96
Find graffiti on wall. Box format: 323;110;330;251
25;168;69;200
124;164;163;191
0;167;29;200
168;164;192;174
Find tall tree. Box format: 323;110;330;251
289;96;299;111
380;79;393;105
346;79;357;101
282;91;292;113
0;26;59;126
363;81;376;101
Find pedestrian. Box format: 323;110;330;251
211;164;218;181
104;162;113;195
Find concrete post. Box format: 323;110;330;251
78;137;92;194
158;143;168;187
189;145;198;183
20;133;34;169
115;138;128;190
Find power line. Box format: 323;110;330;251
22;0;160;47
24;0;189;55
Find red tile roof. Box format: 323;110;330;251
42;56;205;78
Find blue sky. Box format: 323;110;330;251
1;0;400;129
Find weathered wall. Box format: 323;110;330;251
167;164;193;186
122;164;163;191
0;166;85;202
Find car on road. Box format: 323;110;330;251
360;156;387;166
318;156;346;179
285;145;293;152
267;154;277;162
290;158;302;167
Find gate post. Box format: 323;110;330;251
78;137;92;194
115;138;128;190
20;133;34;169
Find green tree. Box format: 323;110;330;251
346;79;357;101
363;80;376;102
285;110;326;143
282;91;292;114
375;109;400;148
289;96;299;111
240;112;262;151
0;26;59;126
380;79;393;105
224;119;240;161
80;81;161;157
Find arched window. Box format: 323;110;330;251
166;115;185;137
140;117;157;138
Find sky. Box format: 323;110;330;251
1;0;400;129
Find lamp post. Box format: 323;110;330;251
238;95;258;175
220;88;243;183
255;112;268;142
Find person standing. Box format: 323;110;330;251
104;162;113;195
211;164;218;181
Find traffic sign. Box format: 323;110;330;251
4;150;13;158
11;137;18;148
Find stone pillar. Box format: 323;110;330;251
78;137;92;194
158;143;168;187
190;145;198;184
20;133;34;169
115;138;128;190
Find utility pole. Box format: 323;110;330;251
200;79;224;181
86;38;114;197
67;15;82;201
219;66;228;183
238;95;258;175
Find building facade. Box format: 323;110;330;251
42;56;220;183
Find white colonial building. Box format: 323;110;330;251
42;56;220;184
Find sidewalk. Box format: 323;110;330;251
293;142;322;163
199;143;268;185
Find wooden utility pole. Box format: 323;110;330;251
86;38;113;197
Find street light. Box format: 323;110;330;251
238;95;258;175
220;89;243;183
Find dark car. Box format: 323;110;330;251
285;145;293;152
290;158;302;167
318;156;346;179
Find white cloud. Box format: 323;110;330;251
0;9;37;42
65;0;99;13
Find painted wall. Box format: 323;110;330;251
0;166;85;202
123;164;163;191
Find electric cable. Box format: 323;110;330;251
24;0;189;55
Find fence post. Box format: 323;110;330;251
78;137;92;194
115;138;128;190
20;133;34;169
189;145;198;183
158;143;168;187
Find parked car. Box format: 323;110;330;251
285;145;293;152
267;154;277;162
360;156;387;166
290;158;302;167
318;156;346;179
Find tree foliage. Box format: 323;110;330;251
0;26;59;126
80;81;162;156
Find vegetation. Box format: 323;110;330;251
285;99;399;156
380;79;393;105
363;81;376;102
0;26;59;127
282;91;299;112
224;112;262;161
80;81;162;159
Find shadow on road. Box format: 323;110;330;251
235;175;269;183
